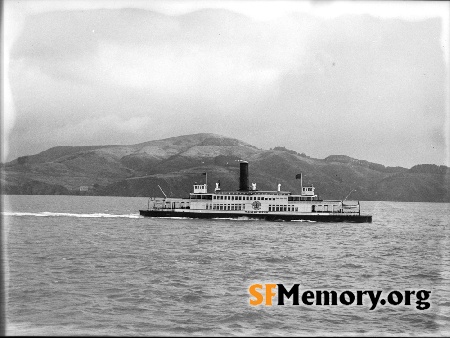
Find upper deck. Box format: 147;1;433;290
145;161;364;217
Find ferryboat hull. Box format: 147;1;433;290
139;209;372;223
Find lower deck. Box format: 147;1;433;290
139;208;372;223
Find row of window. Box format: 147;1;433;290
190;195;212;200
288;196;316;201
268;205;299;212
204;204;304;212
213;195;285;201
207;204;244;211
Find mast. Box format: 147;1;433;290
158;185;167;198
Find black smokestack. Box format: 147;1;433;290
239;161;249;191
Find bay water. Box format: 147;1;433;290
3;195;450;336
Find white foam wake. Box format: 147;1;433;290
2;211;142;219
211;217;260;221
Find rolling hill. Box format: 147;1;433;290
2;133;449;202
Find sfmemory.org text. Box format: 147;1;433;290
249;284;431;310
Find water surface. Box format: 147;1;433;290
3;196;450;336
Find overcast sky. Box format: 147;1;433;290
2;0;449;168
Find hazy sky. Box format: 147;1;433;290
3;0;449;168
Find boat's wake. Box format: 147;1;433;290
2;212;142;219
211;217;260;221
149;216;191;219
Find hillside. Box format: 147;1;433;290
2;133;449;202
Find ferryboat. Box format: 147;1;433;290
139;161;372;223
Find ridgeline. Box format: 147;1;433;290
2;133;449;202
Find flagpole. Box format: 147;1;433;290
205;172;207;192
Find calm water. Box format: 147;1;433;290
3;195;450;336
